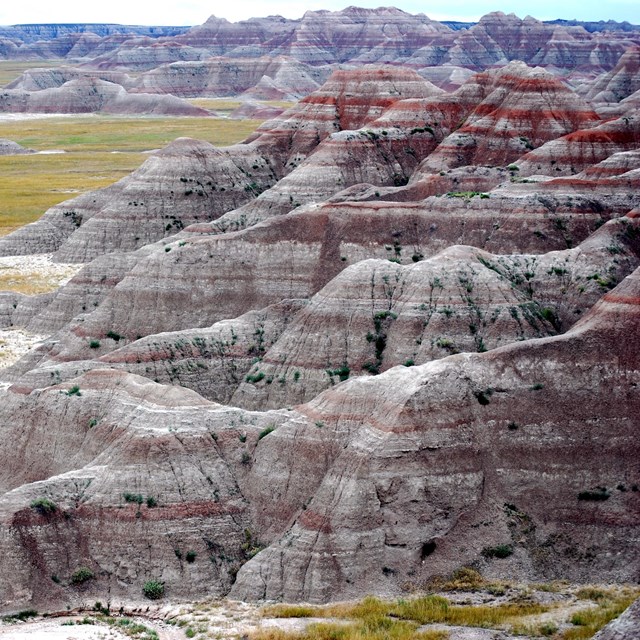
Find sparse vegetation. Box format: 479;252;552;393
100;616;160;640
481;543;514;559
1;610;38;623
123;492;144;505
30;497;57;514
142;579;165;600
578;487;611;501
186;550;197;563
258;425;276;440
71;566;95;584
260;592;551;640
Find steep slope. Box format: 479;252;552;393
419;62;600;172
79;9;640;74
0;266;637;608
517;112;640;177
586;45;640;103
0;66;436;260
231;266;640;602
0;58;639;612
130;57;333;99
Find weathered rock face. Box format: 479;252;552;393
0;369;291;609
0;265;637;607
593;598;640;640
586;45;640;103
3;67;135;91
419;62;601;172
517;112;640;177
0;66;437;259
129;57;333;99
65;9;640;75
0;77;210;116
231;266;640;603
0;59;639;612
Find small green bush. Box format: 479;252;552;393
89;340;100;349
123;492;144;504
146;496;158;508
30;497;57;514
142;580;164;600
258;425;276;440
185;550;197;563
66;385;82;396
578;487;610;501
482;544;514;559
2;610;38;623
71;566;95;584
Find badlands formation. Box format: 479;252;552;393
2;9;640;113
0;19;638;622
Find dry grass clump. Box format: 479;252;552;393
262;605;320;619
0;272;68;294
259;593;551;640
252;619;448;640
393;595;549;627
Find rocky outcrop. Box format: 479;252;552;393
419;62;601;172
0;77;210;115
0;264;637;607
0;139;33;155
4;67;135;91
586;46;640;103
517;112;640;177
593;598;640;640
129;57;333;99
229;266;640;602
83;9;640;74
0;66;436;259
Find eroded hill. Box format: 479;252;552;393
0;62;638;612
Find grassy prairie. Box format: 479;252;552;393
0;115;262;235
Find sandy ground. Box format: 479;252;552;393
0;618;128;640
0;254;82;370
0;328;47;370
0;254;82;286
